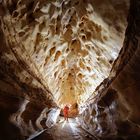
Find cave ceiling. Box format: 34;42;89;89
1;0;129;106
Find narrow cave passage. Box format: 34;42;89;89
1;0;140;140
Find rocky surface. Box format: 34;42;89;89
78;0;140;139
1;0;129;106
1;0;140;140
0;8;57;139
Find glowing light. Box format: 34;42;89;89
62;120;67;128
46;108;60;128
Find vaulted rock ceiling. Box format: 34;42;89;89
2;0;140;140
1;0;129;106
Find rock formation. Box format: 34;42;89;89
78;0;140;139
1;0;140;140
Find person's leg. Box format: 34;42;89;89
66;113;68;121
64;112;66;120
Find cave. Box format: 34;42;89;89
0;0;140;140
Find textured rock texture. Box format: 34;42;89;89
1;0;128;106
0;24;58;140
1;0;139;140
78;0;140;139
0;4;57;139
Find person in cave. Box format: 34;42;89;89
63;105;69;121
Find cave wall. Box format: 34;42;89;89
0;14;57;140
78;0;140;139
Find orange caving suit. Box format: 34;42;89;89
63;106;69;120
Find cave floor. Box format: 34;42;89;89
33;117;96;140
